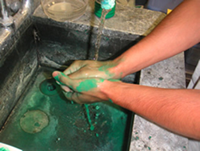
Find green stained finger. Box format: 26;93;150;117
54;75;65;86
54;72;69;86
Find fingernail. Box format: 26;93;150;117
54;74;66;86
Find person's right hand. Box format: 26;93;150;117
52;71;121;104
63;60;123;80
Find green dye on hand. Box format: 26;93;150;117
53;72;67;86
98;65;115;78
76;79;104;92
108;79;120;82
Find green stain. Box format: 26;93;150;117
148;136;151;140
76;79;104;92
0;147;10;151
76;79;105;132
90;125;95;131
34;122;41;127
0;68;134;151
135;136;139;140
183;146;186;149
53;72;67;86
108;79;120;82
84;30;88;34
148;147;151;150
95;106;100;110
105;37;109;41
158;77;163;81
96;133;99;137
84;104;94;131
98;65;115;78
109;99;113;103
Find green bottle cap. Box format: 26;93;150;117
94;0;116;19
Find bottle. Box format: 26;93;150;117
94;0;116;19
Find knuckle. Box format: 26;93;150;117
59;76;65;84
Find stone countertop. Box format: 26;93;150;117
33;1;188;150
33;0;166;36
130;53;188;151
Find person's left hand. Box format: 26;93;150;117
52;71;113;104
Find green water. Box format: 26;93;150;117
0;67;133;151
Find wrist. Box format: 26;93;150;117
99;79;121;101
109;58;127;79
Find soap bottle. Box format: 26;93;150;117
94;0;116;19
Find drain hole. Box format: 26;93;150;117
40;78;61;96
47;83;56;91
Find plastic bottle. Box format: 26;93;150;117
94;0;116;19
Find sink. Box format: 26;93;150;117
0;6;140;151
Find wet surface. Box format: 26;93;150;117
39;78;61;96
0;67;134;151
20;110;49;134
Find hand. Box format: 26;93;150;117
63;60;122;80
52;71;118;104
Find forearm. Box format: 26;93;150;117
101;81;200;139
113;0;200;77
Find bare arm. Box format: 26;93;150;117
53;71;200;139
100;81;200;140
113;0;200;77
63;0;200;80
52;0;200;140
